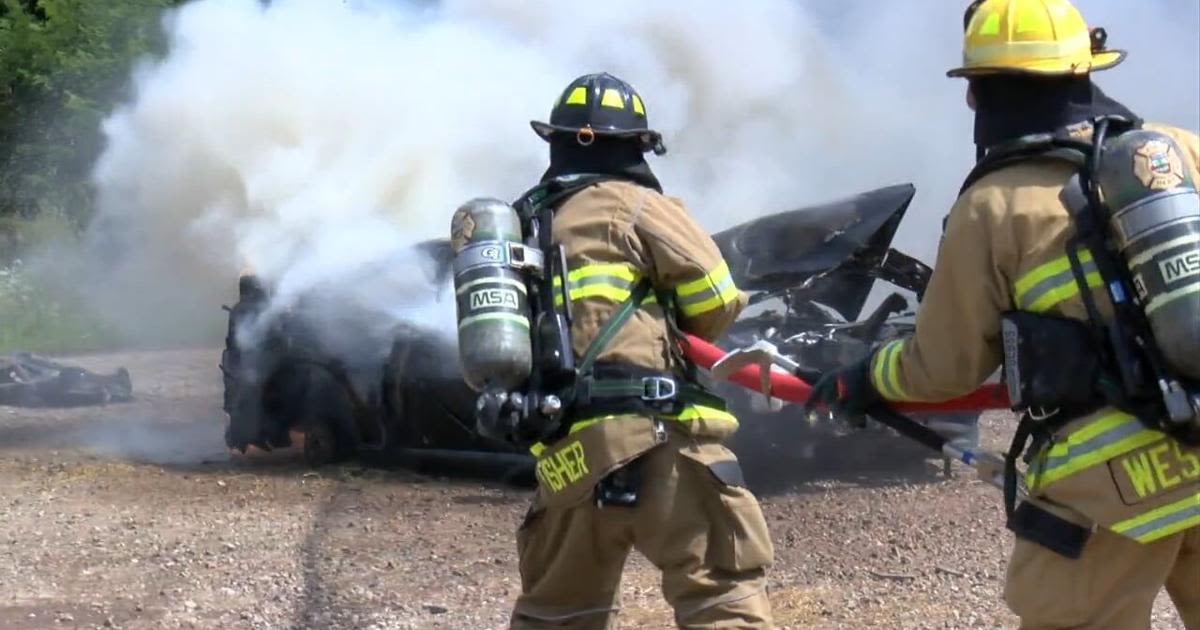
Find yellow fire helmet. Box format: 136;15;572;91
948;0;1126;78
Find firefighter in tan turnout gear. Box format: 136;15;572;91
470;72;775;629
806;1;1200;628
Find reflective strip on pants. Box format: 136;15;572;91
1026;411;1165;489
1111;492;1200;543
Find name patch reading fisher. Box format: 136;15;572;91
536;441;590;493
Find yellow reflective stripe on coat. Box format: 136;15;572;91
1013;249;1103;312
528;404;736;455
553;262;657;306
568;263;638;283
675;260;739;317
1110;492;1200;543
1025;411;1165;489
673;404;737;423
869;339;910;401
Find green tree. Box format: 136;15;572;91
0;0;184;230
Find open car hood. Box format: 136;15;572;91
712;183;917;319
713;183;916;288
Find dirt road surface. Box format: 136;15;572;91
0;349;1189;629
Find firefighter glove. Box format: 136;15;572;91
802;356;880;427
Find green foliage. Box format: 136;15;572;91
0;0;183;228
0;258;119;354
0;211;73;260
0;1;189;352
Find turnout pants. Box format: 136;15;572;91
1004;524;1200;629
509;437;775;629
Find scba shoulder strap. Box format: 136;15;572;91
513;174;614;221
959;123;1100;196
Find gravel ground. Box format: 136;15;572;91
0;348;1189;629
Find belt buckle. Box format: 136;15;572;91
641;376;677;402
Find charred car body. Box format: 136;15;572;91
220;183;978;480
711;184;979;476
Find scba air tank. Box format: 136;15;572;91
1097;129;1200;380
450;198;535;392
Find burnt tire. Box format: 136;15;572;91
298;369;357;468
221;274;270;451
303;416;344;468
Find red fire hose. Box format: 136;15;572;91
679;333;1011;413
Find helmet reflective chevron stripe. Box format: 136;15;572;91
559;85;640;112
1025;411;1165;490
947;0;1125;77
1013;247;1105;312
564;86;587;106
675;260;740;318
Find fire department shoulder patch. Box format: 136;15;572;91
1133;139;1185;191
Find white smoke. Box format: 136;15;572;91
82;0;1199;347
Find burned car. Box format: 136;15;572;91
219;183;977;479
220;247;531;479
712;184;979;476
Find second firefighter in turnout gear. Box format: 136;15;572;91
809;1;1200;628
508;72;776;629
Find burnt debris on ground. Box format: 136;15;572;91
0;352;133;408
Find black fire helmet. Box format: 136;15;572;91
531;72;666;156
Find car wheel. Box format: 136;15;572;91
303;416;342;468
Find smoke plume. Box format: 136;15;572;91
78;0;1198;348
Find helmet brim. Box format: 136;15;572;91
529;121;665;154
530;120;564;141
946;49;1126;78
